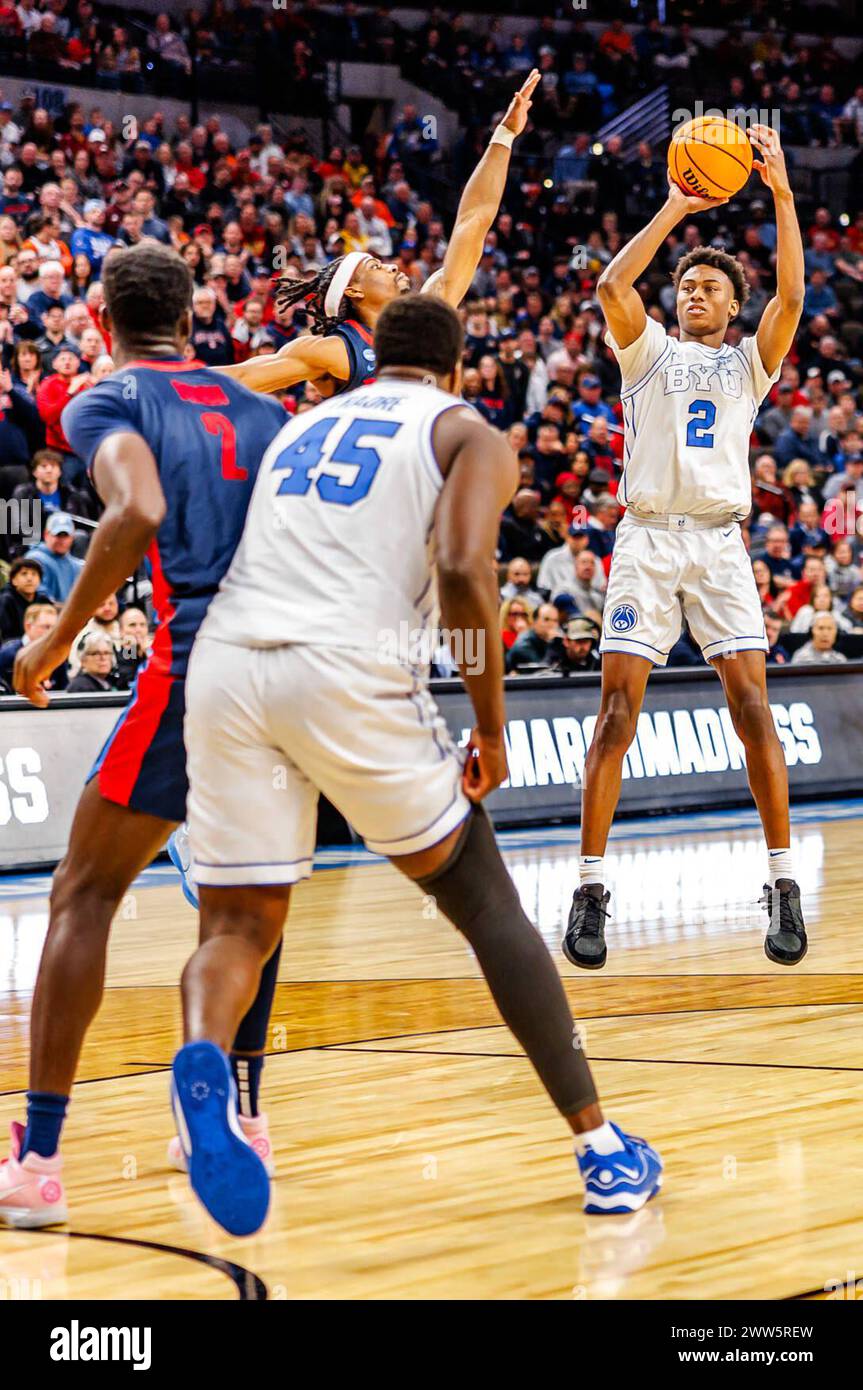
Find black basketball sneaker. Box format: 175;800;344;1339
562;884;610;970
760;878;807;965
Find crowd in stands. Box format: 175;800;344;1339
0;2;862;693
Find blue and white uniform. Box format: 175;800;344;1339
184;380;471;885
601;316;780;665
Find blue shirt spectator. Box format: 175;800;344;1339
25;512;84;604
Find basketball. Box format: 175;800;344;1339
668;115;753;200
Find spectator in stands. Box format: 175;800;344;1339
842;586;863;633
0;361;43;491
498;488;555;564
557;617;601;673
826;538;862;597
68;592;121;677
114;606;152;689
791;613;847;665
0;600;66;693
35;346;88;479
774;406;825;472
506;602;562;673
500;596;533;654
499;557;543;610
764;613;792;665
0;556;47;641
24;510;83;603
66;631;115;693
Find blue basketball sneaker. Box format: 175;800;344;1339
577;1123;663;1215
167;823;199;909
171;1041;270;1236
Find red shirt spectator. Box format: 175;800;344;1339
36;351;90;453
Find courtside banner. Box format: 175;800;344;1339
1;663;862;865
433;662;863;825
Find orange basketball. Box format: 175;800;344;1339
668;116;753;200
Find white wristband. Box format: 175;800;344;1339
491;125;515;150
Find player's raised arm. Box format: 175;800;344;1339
214;330;350;391
433;408;519;800
597;176;728;348
423;69;540;308
750;125;805;376
14;433;165;706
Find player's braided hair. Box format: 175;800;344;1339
275;257;354;336
673;247;750;307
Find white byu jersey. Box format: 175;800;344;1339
201;379;463;656
608;317;780;519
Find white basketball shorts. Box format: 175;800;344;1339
599;515;768;666
184;637;470;887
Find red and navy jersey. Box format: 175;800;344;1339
332;318;377;393
62;357;285;662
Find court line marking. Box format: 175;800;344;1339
28;1228;267;1300
3;1001;862;1096
318;1046;863;1073
2;798;862;901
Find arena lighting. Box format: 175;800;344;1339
543;178;553;188
592;141;604;155
839;213;850;226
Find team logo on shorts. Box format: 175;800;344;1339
609;603;638;633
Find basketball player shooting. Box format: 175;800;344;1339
563;124;808;972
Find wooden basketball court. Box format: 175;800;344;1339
1;801;862;1301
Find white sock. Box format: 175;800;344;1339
767;848;793;887
574;1121;625;1157
579;855;605;887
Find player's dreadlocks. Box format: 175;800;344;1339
275;258;353;336
673;247;750;307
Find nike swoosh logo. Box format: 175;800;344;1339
0;1183;30;1200
721;529;734;538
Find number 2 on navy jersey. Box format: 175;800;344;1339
686;399;716;449
271;416;403;505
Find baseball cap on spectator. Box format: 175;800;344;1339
777;382;794;394
569;522;590;537
554;593;579;619
827;370;849;386
581;375;601;389
46;512;74;537
194;224;214;237
499;327;516;340
83;199;106;216
88;129;106;144
588;467;612;488
806;367;821;379
565;618;597;640
0;102;12;113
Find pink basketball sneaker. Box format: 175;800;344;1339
168;1111;275;1178
0;1122;67;1228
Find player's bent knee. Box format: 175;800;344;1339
592;700;638;757
728;689;774;745
198;885;290;959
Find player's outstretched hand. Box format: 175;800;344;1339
500;69;541;137
462;727;508;803
749;124;792;198
13;632;68;708
666;170;729;215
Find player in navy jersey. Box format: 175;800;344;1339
216;70;540;401
0;243;285;1231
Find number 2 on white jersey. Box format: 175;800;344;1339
686;399;716;449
